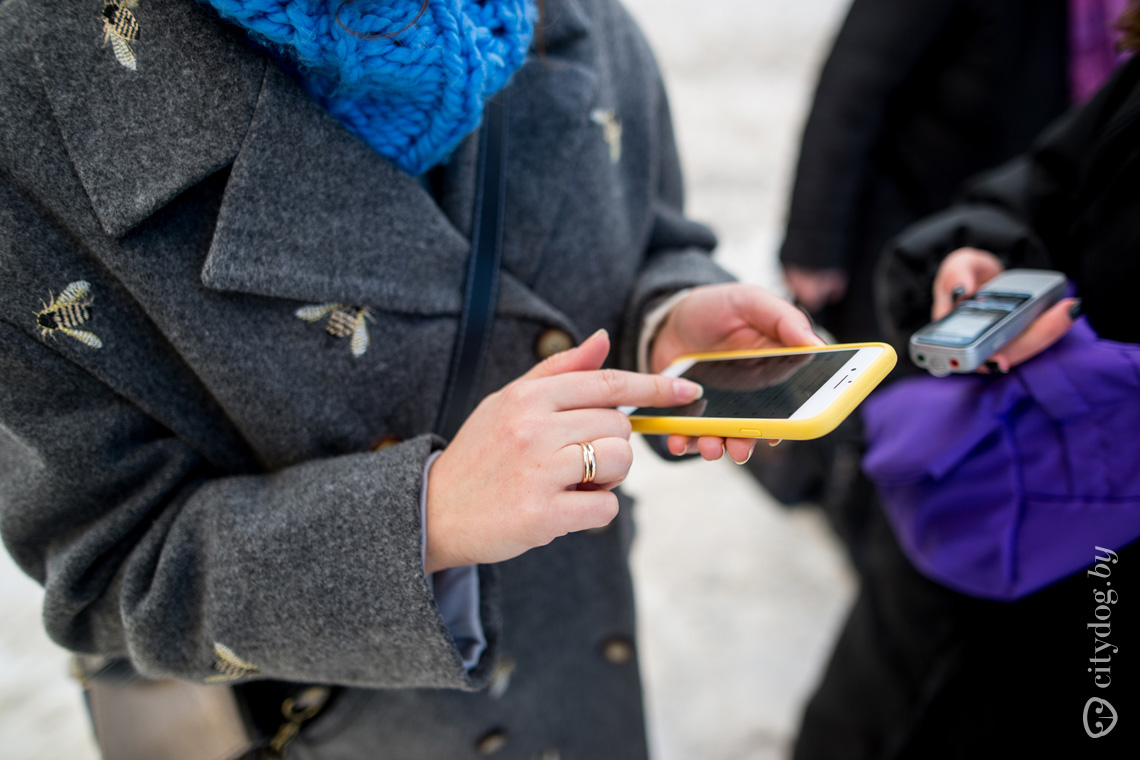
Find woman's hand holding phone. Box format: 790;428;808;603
424;330;702;574
934;248;1078;371
649;283;824;462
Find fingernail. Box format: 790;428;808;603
674;379;703;401
1069;299;1083;320
732;443;757;465
768;439;781;448
585;328;608;345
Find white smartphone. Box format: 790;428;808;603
909;268;1067;376
621;343;897;440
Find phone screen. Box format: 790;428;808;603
632;349;858;420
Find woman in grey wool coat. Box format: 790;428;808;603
0;0;820;757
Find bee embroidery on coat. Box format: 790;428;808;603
101;0;140;71
590;108;623;164
206;642;261;683
295;303;375;357
35;280;103;349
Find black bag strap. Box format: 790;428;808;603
435;93;510;440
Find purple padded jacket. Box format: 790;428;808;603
862;317;1140;601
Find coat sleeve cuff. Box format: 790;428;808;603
169;435;501;691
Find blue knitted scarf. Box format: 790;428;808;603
202;0;535;174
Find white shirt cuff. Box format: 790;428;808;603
637;289;692;373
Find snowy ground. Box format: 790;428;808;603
621;3;856;757
0;1;854;757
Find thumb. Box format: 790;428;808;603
933;273;981;322
524;328;610;379
932;248;1003;320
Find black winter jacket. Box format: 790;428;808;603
782;0;1068;342
881;55;1140;353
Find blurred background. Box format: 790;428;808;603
0;1;854;757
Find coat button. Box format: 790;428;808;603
370;434;402;452
535;328;574;360
488;656;515;700
600;636;635;665
475;728;509;755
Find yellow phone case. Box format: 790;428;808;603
629;342;897;440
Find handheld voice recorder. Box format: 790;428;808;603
909;268;1067;376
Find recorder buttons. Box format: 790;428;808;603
740;429;763;437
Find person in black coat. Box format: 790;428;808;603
780;0;1070;344
749;0;1072;566
794;22;1140;758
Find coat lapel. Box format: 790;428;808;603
536;0;592;51
203;0;599;326
501;48;599;289
31;0;266;238
33;0;598;330
496;1;598;330
201;63;472;315
440;0;599;325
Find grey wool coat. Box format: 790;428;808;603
0;0;731;757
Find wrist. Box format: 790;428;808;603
644;290;693;374
650;320;684;374
423;450;462;575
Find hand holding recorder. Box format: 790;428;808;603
920;249;1079;374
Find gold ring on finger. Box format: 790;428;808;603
579;442;597;484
